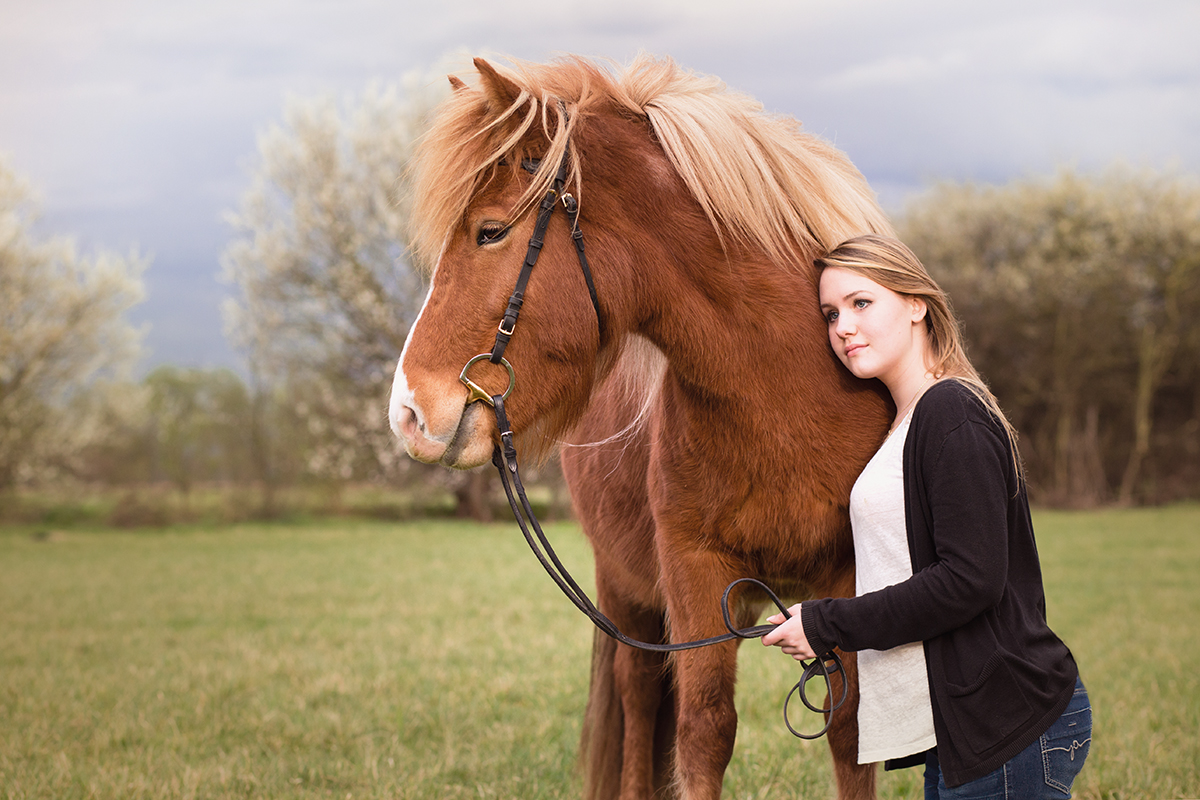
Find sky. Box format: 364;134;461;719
2;0;1198;372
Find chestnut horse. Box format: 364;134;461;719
390;55;893;799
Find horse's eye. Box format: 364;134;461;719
477;224;509;247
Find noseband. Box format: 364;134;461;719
457;139;845;740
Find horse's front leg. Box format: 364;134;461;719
656;544;743;800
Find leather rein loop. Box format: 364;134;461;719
461;136;845;740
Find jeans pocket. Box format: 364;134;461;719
1041;682;1092;796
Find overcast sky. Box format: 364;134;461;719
2;0;1197;371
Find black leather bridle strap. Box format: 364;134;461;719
561;193;601;340
490;148;603;365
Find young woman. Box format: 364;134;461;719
762;235;1091;797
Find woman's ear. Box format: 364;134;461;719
910;296;928;324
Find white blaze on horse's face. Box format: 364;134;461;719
388;269;435;458
388;260;495;469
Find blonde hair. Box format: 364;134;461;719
815;234;1023;479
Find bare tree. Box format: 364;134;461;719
1108;174;1200;503
0;160;145;487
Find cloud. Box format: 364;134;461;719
1;0;1197;369
817;53;972;92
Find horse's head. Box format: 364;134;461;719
390;55;894;469
390;58;642;468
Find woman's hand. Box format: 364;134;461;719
761;604;817;661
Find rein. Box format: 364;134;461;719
457;142;845;740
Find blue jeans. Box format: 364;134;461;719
924;677;1091;799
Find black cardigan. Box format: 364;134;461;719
801;379;1078;787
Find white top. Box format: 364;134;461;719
848;409;938;764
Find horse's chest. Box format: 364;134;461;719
647;445;809;552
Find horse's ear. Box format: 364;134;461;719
474;57;522;108
448;75;468;92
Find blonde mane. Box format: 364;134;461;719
408;54;893;273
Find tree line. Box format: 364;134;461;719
2;83;1197;514
900;170;1200;506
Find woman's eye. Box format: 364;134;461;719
854;298;870;309
477;224;509;246
825;310;839;324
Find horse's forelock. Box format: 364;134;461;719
409;58;613;273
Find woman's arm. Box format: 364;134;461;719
797;411;1014;655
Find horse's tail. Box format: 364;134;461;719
581;628;623;800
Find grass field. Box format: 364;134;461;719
1;505;1197;799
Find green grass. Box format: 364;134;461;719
1;506;1197;799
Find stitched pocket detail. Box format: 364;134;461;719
1041;690;1091;796
945;652;1034;756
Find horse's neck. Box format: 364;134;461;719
630;244;887;554
582;122;888;451
643;250;842;429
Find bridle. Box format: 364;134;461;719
456;137;845;740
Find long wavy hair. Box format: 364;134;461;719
815;234;1023;478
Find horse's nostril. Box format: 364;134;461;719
400;406;421;438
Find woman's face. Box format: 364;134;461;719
818;266;929;389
